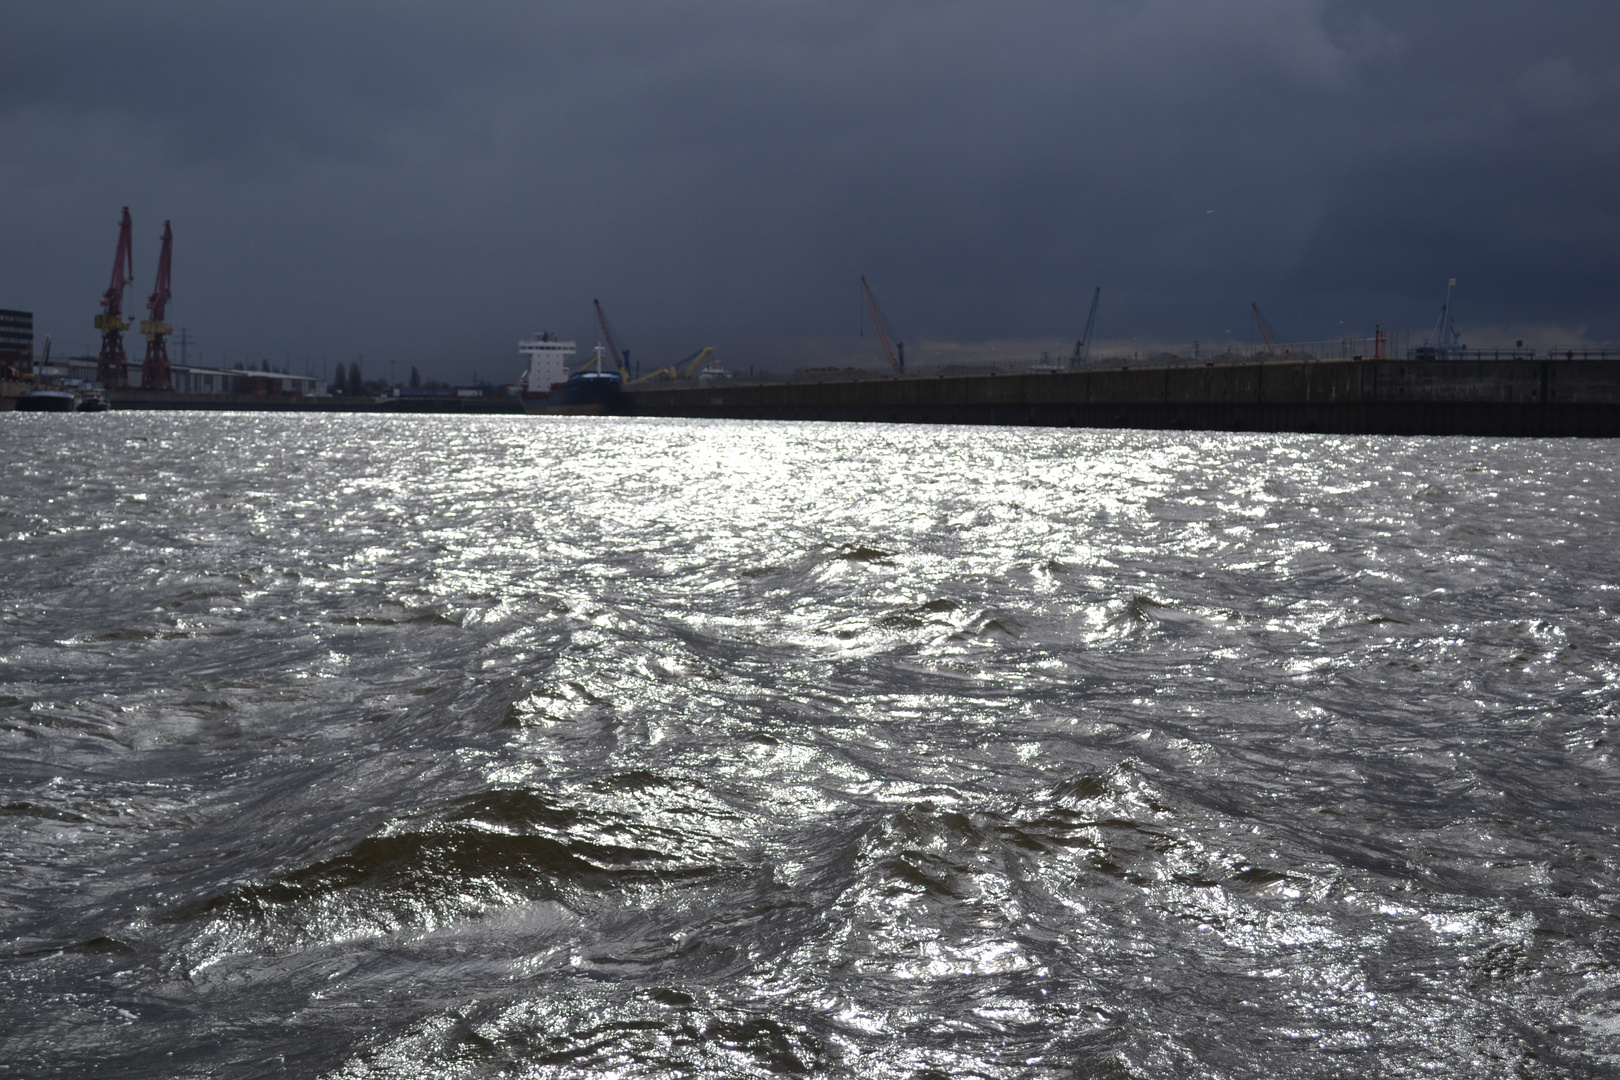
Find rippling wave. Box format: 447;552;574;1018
2;413;1618;1077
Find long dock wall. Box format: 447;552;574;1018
10;359;1618;434
105;391;523;413
618;358;1620;437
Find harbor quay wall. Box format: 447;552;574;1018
617;358;1620;437
104;390;524;413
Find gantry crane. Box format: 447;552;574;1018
1070;287;1100;367
627;346;717;386
591;298;632;379
140;221;174;391
1251;302;1280;350
95;207;135;388
1425;278;1461;357
860;276;904;373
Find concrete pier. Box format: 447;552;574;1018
617;358;1620;437
105;390;524;413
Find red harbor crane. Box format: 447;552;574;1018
95;207;135;388
140;221;174;391
592;298;631;379
1251;302;1280;350
860;275;904;373
1070;286;1101;367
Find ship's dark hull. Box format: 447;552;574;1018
17;390;79;412
543;373;623;409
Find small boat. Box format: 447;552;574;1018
16;388;110;412
16;389;79;412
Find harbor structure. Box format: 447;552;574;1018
0;309;31;377
139;221;175;391
614;354;1620;437
31;352;317;396
860;276;906;374
518;333;576;397
94;208;135;389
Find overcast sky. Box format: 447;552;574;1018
2;1;1616;379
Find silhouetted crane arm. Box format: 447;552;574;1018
139;221;176;391
593;299;631;379
96;207;135;328
94;207;137;389
145;221;172;325
625;347;717;386
1071;287;1100;366
1251;302;1279;349
860;276;903;374
679;347;715;378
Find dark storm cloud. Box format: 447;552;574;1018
2;1;1617;377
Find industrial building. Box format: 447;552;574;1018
36;353;318;396
163;364;319;396
0;309;32;374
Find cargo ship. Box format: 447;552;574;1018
518;334;622;412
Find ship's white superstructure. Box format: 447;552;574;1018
519;333;577;394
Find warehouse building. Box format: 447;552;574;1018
36;353;319;396
0;309;32;375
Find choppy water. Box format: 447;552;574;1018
3;413;1619;1078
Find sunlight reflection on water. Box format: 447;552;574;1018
1;413;1618;1077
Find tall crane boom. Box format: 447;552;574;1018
141;221;174;391
95;207;135;389
1426;277;1460;356
678;346;716;379
626;346;717;387
1070;286;1100;367
1251;302;1279;349
592;298;631;379
860;275;903;374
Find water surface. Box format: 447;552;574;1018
2;414;1617;1077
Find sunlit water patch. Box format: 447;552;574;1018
2;413;1618;1078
